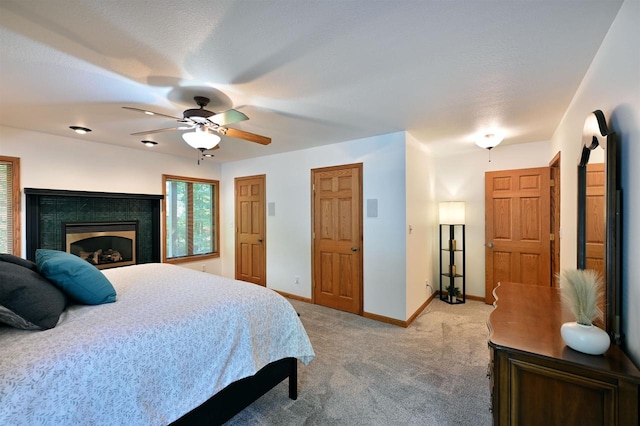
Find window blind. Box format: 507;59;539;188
0;160;13;253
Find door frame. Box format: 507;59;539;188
310;163;364;314
549;152;561;286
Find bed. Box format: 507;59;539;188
0;261;315;425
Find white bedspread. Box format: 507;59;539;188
0;263;315;425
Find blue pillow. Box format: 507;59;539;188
36;249;116;305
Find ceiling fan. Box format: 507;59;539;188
123;96;271;151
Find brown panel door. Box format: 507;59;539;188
235;175;266;286
585;163;605;279
485;167;551;303
312;164;363;314
585;163;606;326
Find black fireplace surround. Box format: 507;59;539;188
25;189;162;265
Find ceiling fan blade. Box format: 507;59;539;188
131;126;192;136
224;128;271;145
208;109;249;126
122;106;182;121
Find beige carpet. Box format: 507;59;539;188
226;297;494;425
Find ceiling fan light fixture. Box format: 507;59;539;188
476;133;503;150
69;125;92;134
182;126;221;150
124;95;268;146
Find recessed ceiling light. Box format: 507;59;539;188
141;140;158;147
144;111;155;116
203;153;215;158
69;126;92;134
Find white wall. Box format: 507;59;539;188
433;140;552;298
0;125;223;274
550;0;639;365
406;132;437;316
221;132;412;320
2;125;427;322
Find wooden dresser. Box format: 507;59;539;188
487;283;640;425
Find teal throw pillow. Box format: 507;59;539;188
36;249;117;305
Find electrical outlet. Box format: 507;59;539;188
201;264;206;272
425;280;433;293
295;276;300;285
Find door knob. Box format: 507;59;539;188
487;242;494;248
258;238;263;243
351;247;358;252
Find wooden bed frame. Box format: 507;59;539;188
171;357;297;425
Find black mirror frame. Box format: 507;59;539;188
577;111;622;345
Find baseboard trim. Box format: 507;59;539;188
279;290;470;327
406;292;437;325
362;311;408;327
436;291;485;303
363;291;437;328
465;294;485;302
275;290;312;304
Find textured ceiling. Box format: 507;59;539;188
0;0;623;162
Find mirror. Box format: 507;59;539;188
577;110;621;344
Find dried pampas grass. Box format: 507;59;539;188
559;269;604;326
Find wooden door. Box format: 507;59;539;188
585;162;607;327
585;163;605;280
312;164;363;314
235;175;266;286
485;167;551;303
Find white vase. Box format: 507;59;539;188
561;322;611;355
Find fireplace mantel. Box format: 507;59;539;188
24;188;163;200
25;188;163;263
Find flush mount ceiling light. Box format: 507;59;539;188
182;125;221;151
69;126;92;134
141;140;157;147
475;133;503;150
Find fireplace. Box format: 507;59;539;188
25;188;162;264
64;222;138;269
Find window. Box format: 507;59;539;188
162;175;219;262
0;156;20;255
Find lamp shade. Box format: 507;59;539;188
182;126;221;150
439;201;465;224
